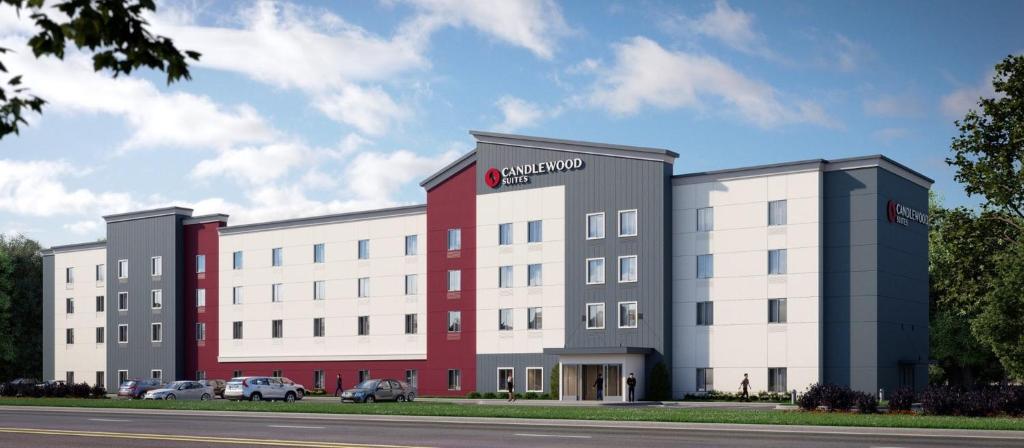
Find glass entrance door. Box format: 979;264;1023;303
562;364;578;400
605;364;622;398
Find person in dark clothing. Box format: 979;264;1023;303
506;374;516;402
594;373;604;400
626;373;637;402
740;373;750;401
335;373;343;397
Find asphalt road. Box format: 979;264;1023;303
0;406;1021;448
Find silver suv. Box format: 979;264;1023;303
224;376;300;402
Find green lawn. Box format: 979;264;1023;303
0;397;1021;431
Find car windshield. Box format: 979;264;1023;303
354;380;378;390
122;381;137;387
168;382;190;389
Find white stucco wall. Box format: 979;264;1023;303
52;247;108;385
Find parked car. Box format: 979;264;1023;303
198;379;227;399
224;377;300;402
273;377;305;399
144;381;213;401
339;379;415;403
9;378;39;386
117;379;164;399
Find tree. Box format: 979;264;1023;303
646;361;671;401
0;234;43;381
0;0;199;138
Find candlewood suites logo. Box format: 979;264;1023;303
484;158;585;188
887;200;928;227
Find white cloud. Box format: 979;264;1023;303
941;71;997;119
0;159;136;217
191;143;313;185
313;85;410;136
833;34;869;72
400;0;571;59
494;95;558;132
63;220;100;235
583;36;837;129
863;94;925;118
660;0;774;59
342;148;461;202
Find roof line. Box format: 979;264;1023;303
41;240;107;255
470;130;680;158
671;154;933;187
220;204;426;235
418;149;477;189
103;206;193;223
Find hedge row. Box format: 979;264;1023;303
920;385;1024;417
797;383;878;414
684;390;790;402
0;382;107;399
465;391;554;400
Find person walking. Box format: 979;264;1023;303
594;372;604;401
506;374;516;402
335;373;343;397
626;373;637;402
740;373;750;402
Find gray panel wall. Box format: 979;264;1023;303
42;254;54;381
106;214;185;389
475;143;673;380
476;353;560;394
822;167;928;393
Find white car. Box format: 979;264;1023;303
143;381;213;400
224;376;300;402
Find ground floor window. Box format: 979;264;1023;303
118;370;128;386
196;371;206;381
95;371;104;387
151;370;162;381
232;370;242;378
447;369;461;391
526;367;543;392
696;368;713;392
272;369;282;377
358;369;370;383
313;369;325;390
497;367;514;390
405;370;418;388
768;368;787;392
66;371;74;384
899;363;915;390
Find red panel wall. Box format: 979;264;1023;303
425;163;477;396
183;221;224;380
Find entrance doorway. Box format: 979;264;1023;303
562;363;622;401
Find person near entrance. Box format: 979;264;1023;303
626;373;637;402
593;372;604;400
740;373;750;401
335;373;343;397
506;374;516;402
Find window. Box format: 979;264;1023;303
528;264;542;286
232;286;243;305
447;270;461;292
498;308;513;331
768;249;788;275
313;318;325;337
117;292;128;311
117;324;128;343
586;212;605;239
151;323;162;342
697;207;714;231
586;303;605;329
232;321;243;339
358;369;370;383
528;307;543;330
768;368;787;392
232;251;243;269
447;311;461;333
405;274;418;295
96;327;104;343
447;229;461;251
271;284;282;303
196;289;206;308
618;209;638;237
66;267;74;284
196;255;206;273
314;243;325;263
357;277;369;298
696;368;714;392
696;301;714;326
527;367;543;392
499;223;513;245
769;298;788;323
232;370;243;378
314;281;325;301
405;235;418;256
618;255;638;283
196;371;206;381
272;320;283;339
528;220;543;243
151;370;162;381
697;254;714;279
313;370;325;390
497;368;513;390
196;323;205;341
96;264;105;282
66;298;74;314
618;301;638;328
357;316;370;336
586;258;605;284
498;266;513;288
117;259;128;279
405;370;418;388
96;371;105;387
448;369;461;390
272;247;283;267
768;200;787;226
66;371;74;384
65;328;74;344
96;296;104;312
118;370;128;386
358;239;370;259
150;256;162;276
151;289;162;309
405;314;418;334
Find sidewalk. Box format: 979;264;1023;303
302;395;781;409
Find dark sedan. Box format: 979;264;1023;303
339;379;415;403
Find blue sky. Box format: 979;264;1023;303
0;0;1020;246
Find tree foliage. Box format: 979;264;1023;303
0;0;199;138
0;234;43;381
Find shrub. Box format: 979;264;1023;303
481;392;497;399
523;392;539;399
854;392;878;414
646;362;671;401
998;386;1024;416
888;386;915;412
90;384;107;398
466;391;481;399
70;382;92;398
797;383;823;411
549;365;559;401
797;383;859;412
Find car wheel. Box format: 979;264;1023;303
250;392;263;401
364;395;375;403
396;395;406;402
285;392;296;403
297;389;304;400
166;394;176;400
201;394;211;401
